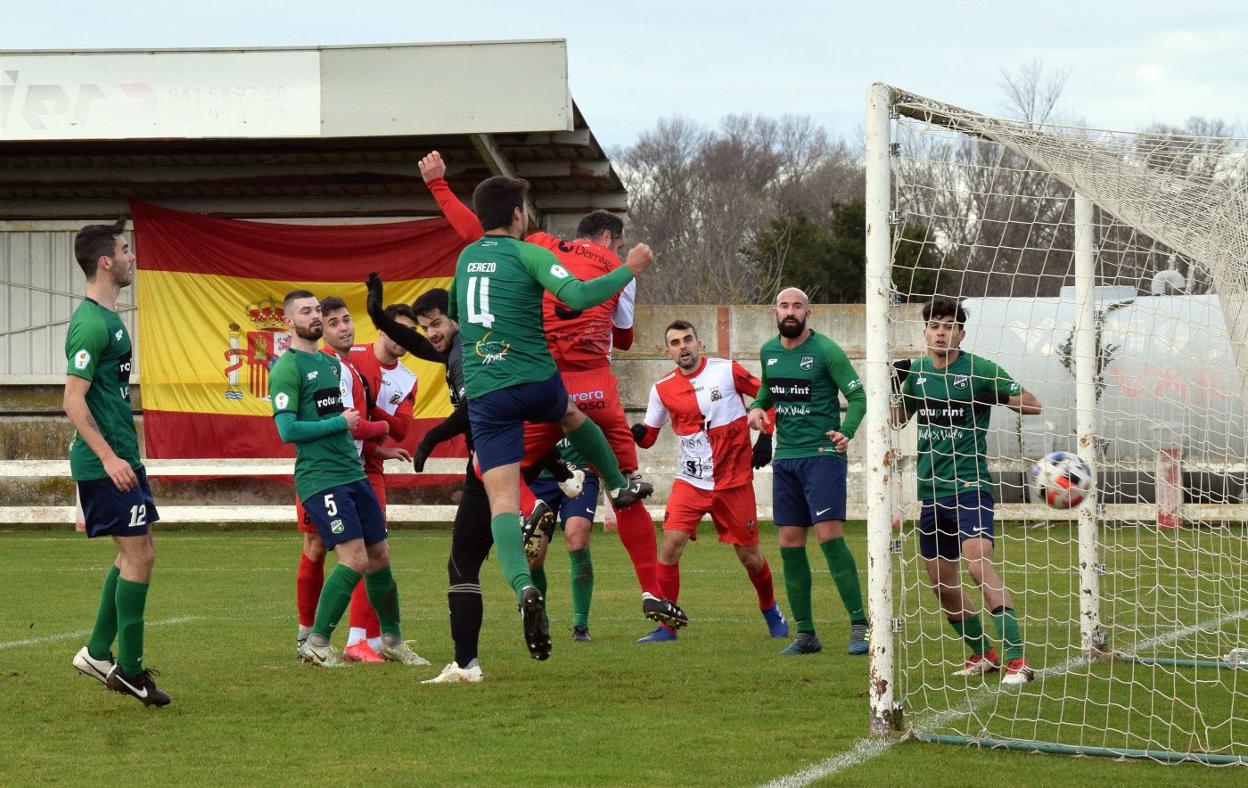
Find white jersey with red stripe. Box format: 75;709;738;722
642;357;762;491
326;348;367;463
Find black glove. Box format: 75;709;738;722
366;272;384;316
751;432;773;470
630;423;648;446
413;435;433;473
891;358;912;395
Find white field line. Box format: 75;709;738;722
0;615;201;650
761;608;1248;787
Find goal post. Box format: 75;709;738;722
864;82;1248;764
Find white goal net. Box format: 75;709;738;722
863;83;1248;764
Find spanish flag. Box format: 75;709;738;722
133;201;464;464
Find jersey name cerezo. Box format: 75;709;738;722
750;331;867;461
65;299;140;481
268;348;365;500
450;235;570;398
900;352;1021;500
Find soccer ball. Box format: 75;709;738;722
1031;451;1094;510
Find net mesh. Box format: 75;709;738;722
882;86;1248;761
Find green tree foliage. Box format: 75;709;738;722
744;200;942;302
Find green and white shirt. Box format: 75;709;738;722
65;299;140;481
900;352;1021;500
750;331;866;461
448;235;633;399
269;348;365;500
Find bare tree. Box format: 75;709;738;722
617;114;862;304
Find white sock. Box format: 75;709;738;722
367;636;383;651
346;627;367;647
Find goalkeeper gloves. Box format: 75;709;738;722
630;423;648;446
891;358;912;395
413;436;433;473
751;432;773;470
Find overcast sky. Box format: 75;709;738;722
5;0;1246;148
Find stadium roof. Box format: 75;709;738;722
0;41;626;220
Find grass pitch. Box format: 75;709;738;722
2;526;1245;786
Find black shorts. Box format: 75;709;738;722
77;466;160;538
301;479;388;549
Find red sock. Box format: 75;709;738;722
348;578;381;637
748;559;776;610
614;502;661;597
657;562;681;603
296;553;324;628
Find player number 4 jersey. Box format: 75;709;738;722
644;357;760;491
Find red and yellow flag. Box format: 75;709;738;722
133;201;464;465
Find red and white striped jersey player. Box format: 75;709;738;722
630;319;789;643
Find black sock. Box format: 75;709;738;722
449;584;483;666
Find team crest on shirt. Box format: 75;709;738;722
475;332;511;364
389;391;402;406
709;387;722;402
952;375;969;390
73;349;91;370
330;519;344;534
799;356;814;370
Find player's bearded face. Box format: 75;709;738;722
777;312;806;339
291;312;322;341
417;312;454;354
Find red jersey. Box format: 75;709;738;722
322;347;386;462
427;177;635;371
640;357;761;491
349;344;417;476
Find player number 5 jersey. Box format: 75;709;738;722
644;357;760;491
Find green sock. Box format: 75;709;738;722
490;513;535;602
114;577;149;676
780;546;815;634
364;565;401;638
564;419;627;490
531;565;548;598
949;615;992;655
87;565;121;660
312;563;362;640
820;537;866;622
991;606;1025;661
568;548;593;629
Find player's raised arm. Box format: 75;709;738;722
420;151;486;244
520;242;641;310
365;273;444;364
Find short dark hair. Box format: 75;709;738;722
412;288;449;319
575;211;624;241
383;303;416;323
665;319;698;340
73;220;126;279
319;295;349;315
923;297;967;326
283;289;317;311
473;176;529;231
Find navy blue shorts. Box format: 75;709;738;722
529;473;601;536
301;479;388;549
77;466;160;538
468;373;570;474
917;490;995;560
772;455;847;526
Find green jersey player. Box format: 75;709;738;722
66;220;170;707
893;297;1041;685
445;174;679;660
270;290;423;668
748;286;869;656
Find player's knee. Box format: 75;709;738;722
737;546;764;572
560;401;586;429
565;523;590;551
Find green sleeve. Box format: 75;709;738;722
749;358;773;411
447;277;459;323
65;310;106;381
274;411;346;443
822;336;866;438
972;355;1022;400
520;243;635;309
899;371;917;417
268;355;300;416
